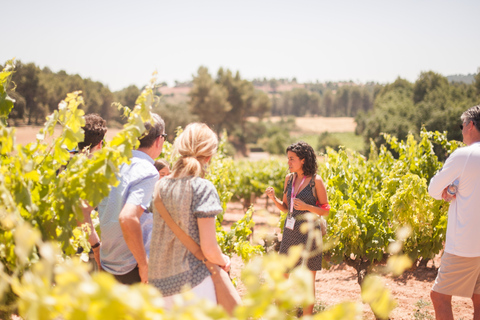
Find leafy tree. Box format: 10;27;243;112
317;131;341;153
323;90;334;116
189;66;231;134
269;78;279;93
356;73;478;156
114;85;141;110
355;78;416;153
334;87;350;116
251;90;271;120
10;61;47;124
475;67;480;96
413;71;449;104
6;61;122;125
350;87;363;116
154;102;198;140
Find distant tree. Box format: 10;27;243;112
323;91;334;117
358;80;416;151
154;102;198;140
335;88;350;116
114;85;140;108
475;67;480;96
7;91;25;120
350;87;363;116
362;90;373;112
217;68;257;155
251;90;271;120
269;79;279;93
189;66;231;134
357;73;478;156
11;61;47;124
317;132;341;153
413;71;449;104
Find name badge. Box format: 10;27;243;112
285;217;295;230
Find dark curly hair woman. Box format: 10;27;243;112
265;141;330;316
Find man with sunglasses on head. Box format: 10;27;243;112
428;105;480;320
97;113;166;285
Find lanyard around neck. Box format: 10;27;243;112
290;174;306;213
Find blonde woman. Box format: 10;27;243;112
148;123;230;308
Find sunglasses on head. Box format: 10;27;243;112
460;120;477;130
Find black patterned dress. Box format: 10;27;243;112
279;175;323;271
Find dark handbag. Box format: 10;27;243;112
153;191;241;315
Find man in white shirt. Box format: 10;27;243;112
428;105;480;320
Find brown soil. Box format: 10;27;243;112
225;196;475;319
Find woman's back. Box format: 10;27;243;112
149;176;222;296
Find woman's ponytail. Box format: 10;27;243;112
171;123;218;178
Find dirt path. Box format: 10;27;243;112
225;197;474;319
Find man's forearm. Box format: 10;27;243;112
119;203;149;283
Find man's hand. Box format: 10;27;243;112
442;187;456;202
221;254;231;273
265;187;276;200
293;198;310;211
119;203;149;284
139;262;149;284
92;246;103;271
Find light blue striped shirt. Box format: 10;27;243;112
98;150;159;275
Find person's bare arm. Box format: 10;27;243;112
292;176;329;216
78;200;102;270
265;174;290;212
198;217;230;272
119;203;148;283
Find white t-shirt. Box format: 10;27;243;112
428;141;480;257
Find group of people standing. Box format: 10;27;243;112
77;104;480;319
78;112;329;314
78;115;231;308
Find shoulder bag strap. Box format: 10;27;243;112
284;173;294;194
153;185;206;262
310;173;318;202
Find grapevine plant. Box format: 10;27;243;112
0;60;429;319
321;132;461;284
0;60;262;316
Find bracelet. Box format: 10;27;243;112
91;241;101;249
320;203;331;211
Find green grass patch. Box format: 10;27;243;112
296;132;365;153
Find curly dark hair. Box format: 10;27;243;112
78;113;107;151
286;141;318;176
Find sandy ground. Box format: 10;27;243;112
247;116;356;133
12;126;123;146
225;197;475;319
11;115;355;146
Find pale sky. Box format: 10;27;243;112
2;0;479;91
